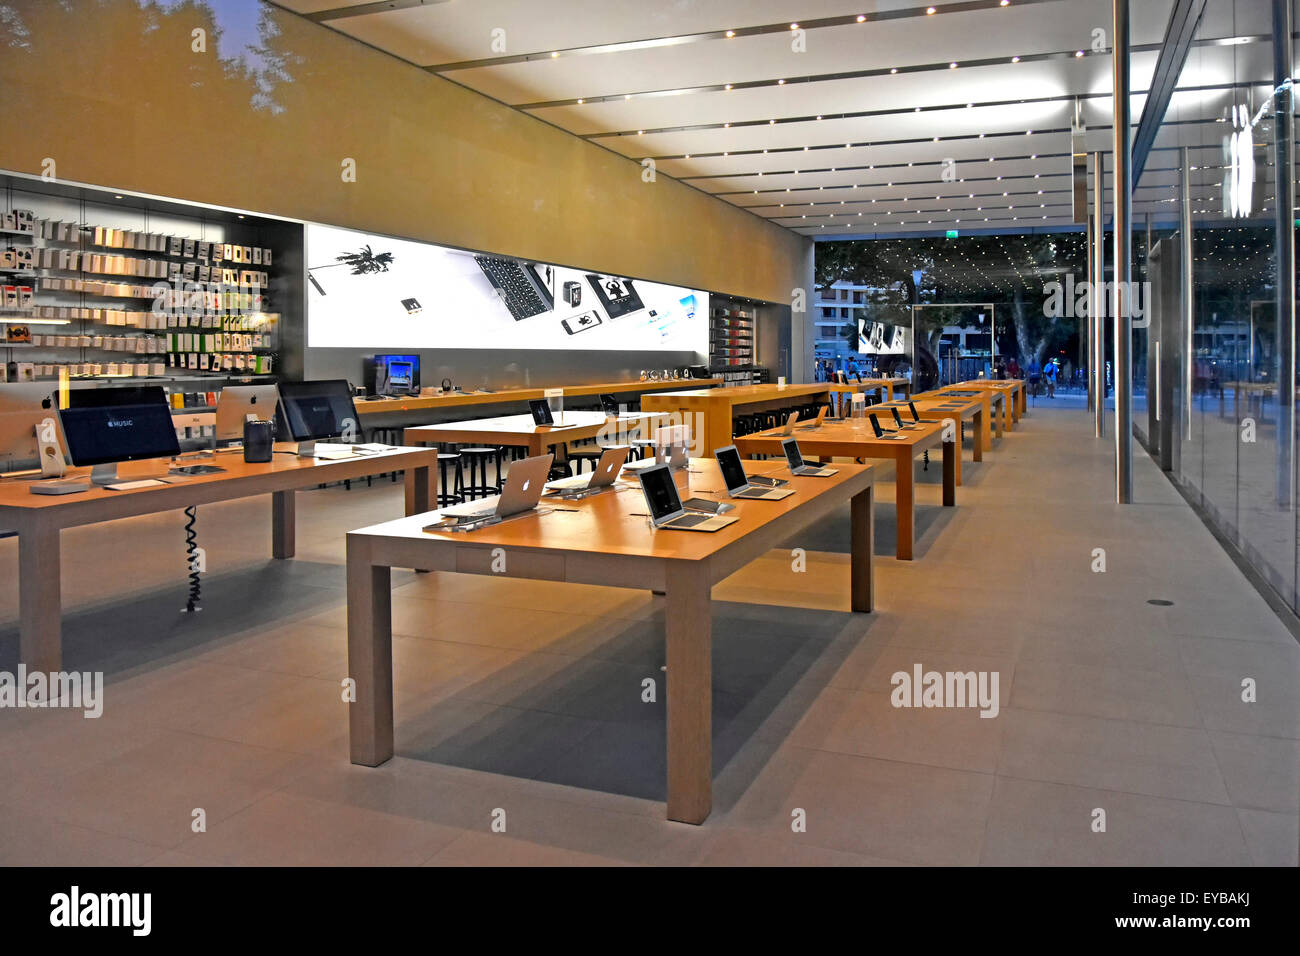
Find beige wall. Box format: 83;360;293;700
0;0;807;304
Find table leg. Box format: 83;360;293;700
850;485;874;612
348;537;394;767
942;436;957;506
951;420;963;486
896;450;915;560
994;400;1004;440
19;520;62;675
972;410;984;462
272;489;295;559
404;463;433;515
665;560;712;824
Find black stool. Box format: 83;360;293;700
460;446;503;500
437;452;464;506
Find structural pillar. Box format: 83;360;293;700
1113;0;1133;502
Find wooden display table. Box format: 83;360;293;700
733;418;955;560
356;378;719;422
0;446;442;672
640;383;832;457
345;458;878;824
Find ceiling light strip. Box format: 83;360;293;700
421;0;1058;72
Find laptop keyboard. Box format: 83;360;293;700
475;256;551;320
669;513;712;527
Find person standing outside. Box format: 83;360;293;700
1044;357;1058;397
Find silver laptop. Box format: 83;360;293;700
547;445;630;495
215;384;280;443
782;438;837;477
715;445;795;500
775;411;799;436
638;462;737;532
439;453;553;521
795;405;828;430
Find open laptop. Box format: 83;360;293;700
599;394;620;416
868;413;907;440
638;462;737;532
796;405;828;430
715;445;795;500
774;411;799;436
528;398;555;426
546;445;630;495
907;400;941;424
437;453;553;522
782;438;837;477
888;407;921;430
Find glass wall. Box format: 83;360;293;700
1142;0;1298;608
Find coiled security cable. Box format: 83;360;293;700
183;505;201;612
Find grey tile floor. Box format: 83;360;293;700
0;406;1296;865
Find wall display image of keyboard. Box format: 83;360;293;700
306;222;706;353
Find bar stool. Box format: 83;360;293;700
436;451;464;506
459;446;503;500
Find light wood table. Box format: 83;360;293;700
0;446;442;673
924;387;1004;447
640;383;832;456
404;410;664;458
948;379;1024;428
345;458;878;825
828;378;913;415
868;395;985;483
356;378;719;421
733;418;955;560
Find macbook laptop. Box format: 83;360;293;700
599;394;619;416
638;462;737;532
868;413;907;440
438;453;553;522
715;445;795;500
889;407;920;430
796;405;829;430
528;398;555;426
908;400;940;424
546;445;630;495
782;438;837;477
775;411;799;436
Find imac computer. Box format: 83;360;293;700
0;383;65;476
58;386;181;485
215;384;280;445
277;379;361;457
369;354;420;397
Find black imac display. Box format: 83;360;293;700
370;354;420;396
57;385;180;484
277;380;360;454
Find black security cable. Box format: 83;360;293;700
183;505;201;612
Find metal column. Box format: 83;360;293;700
1181;147;1194;435
1113;0;1133;502
1273;0;1295;510
1093;152;1106;438
1086;211;1095;413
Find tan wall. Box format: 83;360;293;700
0;0;807;303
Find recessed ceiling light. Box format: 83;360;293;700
890;67;898;74
1011;56;1021;63
725;84;732;90
857;14;866;22
949;62;958;69
926;6;936;13
638;130;644;134
790;22;799;30
769;119;775;124
550;51;558;58
725;30;735;37
624;94;630;100
778;78;786;85
1075;50;1084;57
